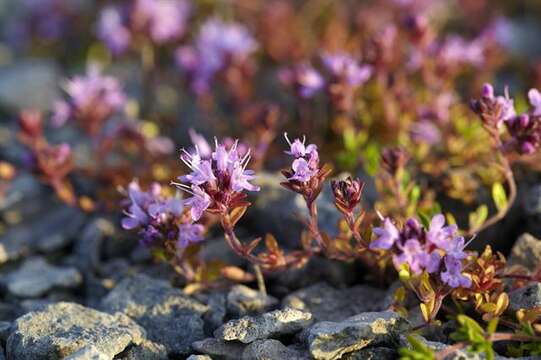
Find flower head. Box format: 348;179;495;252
96;6;131;55
321;52;372;87
53;66;126;133
176;18;257;94
133;0;190;44
528;88;541;116
283;133;320;183
332;176;365;215
176;137;259;220
471;83;516;129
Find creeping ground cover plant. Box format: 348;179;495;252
5;1;541;359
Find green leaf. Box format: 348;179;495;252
492;182;508;212
398;335;435;360
417;210;431;228
468;205;488;229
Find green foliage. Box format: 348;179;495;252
491;182;508;212
450;315;497;360
399;335;435;360
507;323;541;357
468;205;488;229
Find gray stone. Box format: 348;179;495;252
343;347;397;360
118;339;168;360
63;346;110;360
509;283;541;311
100;274;208;355
242;339;308;360
0;60;59;111
0;321;11;341
508;233;541;271
272;257;356;295
191;338;245;360
307;311;408;360
283;282;386;322
227;285;279;317
0;206;85;264
2;257;82;298
215;307;312;344
73;218;114;272
204;292;227;332
6;302;144;360
249;172;342;247
0;345;4;360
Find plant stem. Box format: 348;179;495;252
465;153;517;236
253;264;267;296
306;198;325;253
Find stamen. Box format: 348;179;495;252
284;132;292;146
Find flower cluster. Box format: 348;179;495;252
472;84;541;154
18;111;75;204
370;214;471;289
175;138;260;220
279;52;372;110
176;18;258;94
97;0;190;54
121;180;204;249
52;66;127;134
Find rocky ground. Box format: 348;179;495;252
2;167;541;359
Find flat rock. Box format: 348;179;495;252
343;347;397;359
100;274;208;355
227;285;279;317
117;339;168;360
307;311;408;360
0;60;59;111
509;283;541;311
2;257;82;298
191;338;245;360
6;302;144;360
508;233;541;271
203;292;227;332
215;307;313;344
242;339;308;360
283;282;386;322
0;206;85;264
186;355;213;360
63;346;110;360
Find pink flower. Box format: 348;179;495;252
370;218;400;250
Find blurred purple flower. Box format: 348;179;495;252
133;0;190;44
528;88;541;116
321;52;372;87
53;66;127;128
370;218;400;250
177;223;205;248
410;120;441;144
296;65;325;98
97;6;131;55
176;18;257;94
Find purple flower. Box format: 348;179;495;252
370;218;400;250
177;223;205;248
188;129;213;159
393;239;429;274
528;88;541;116
441;255;471;288
133;0;190;44
184;185;212;221
284;133;318;158
288;158;318;182
426;214;459;251
97;6;131;55
296;65;325;98
53;66;127;128
321;52;372;87
176;18;257;94
410;121;441;144
439;36;485;67
283;133;320;182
